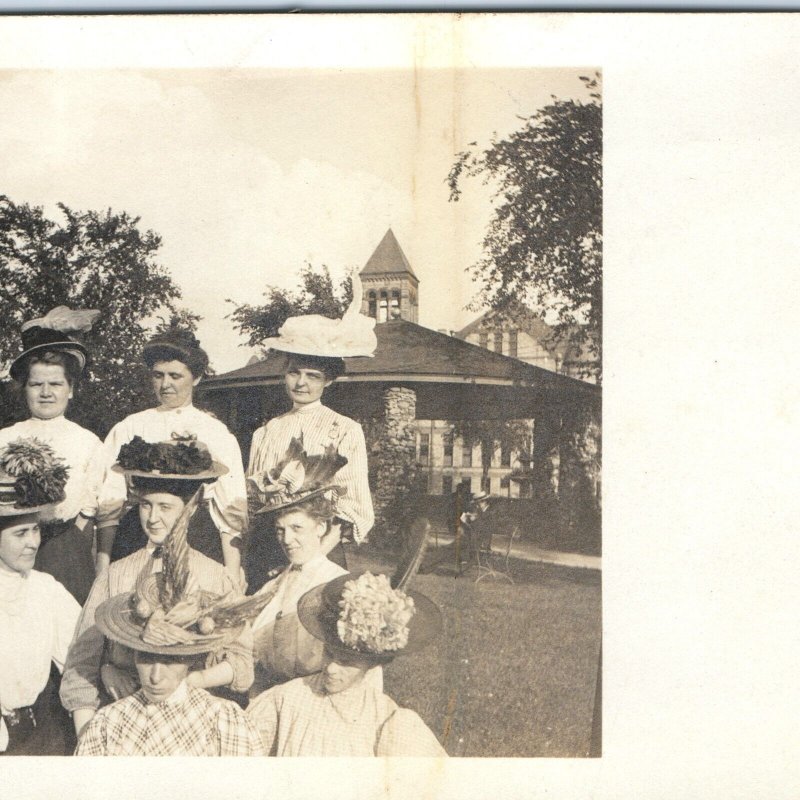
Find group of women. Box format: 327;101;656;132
0;284;445;757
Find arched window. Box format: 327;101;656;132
378;290;388;323
368;291;377;318
390;289;401;319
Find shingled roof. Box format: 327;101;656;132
201;319;598;401
359;229;417;280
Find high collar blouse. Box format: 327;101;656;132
95;404;247;538
0;569;81;751
0;416;103;523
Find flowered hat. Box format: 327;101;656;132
10;306;100;381
297;572;442;665
251;436;346;516
0;438;69;517
111;434;228;482
95;492;272;655
261;276;377;359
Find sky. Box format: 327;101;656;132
0;66;592;372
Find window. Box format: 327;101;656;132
368;291;377;319
418;433;430;461
500;475;510;489
500;446;511;468
443;440;453;467
460;477;472;493
481;475;490;494
442;475;453;496
493;330;503;353
479;331;488;349
462;445;472;468
508;329;518;358
390;290;401;319
378;291;388;323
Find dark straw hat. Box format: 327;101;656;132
0;438;68;517
297;572;442;665
10;306;100;382
111;435;228;482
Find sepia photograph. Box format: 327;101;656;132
0;54;601;759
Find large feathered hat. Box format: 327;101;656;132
0;438;69;517
10;306;100;381
297;571;442;665
250;436;347;516
260;275;377;359
95;491;273;655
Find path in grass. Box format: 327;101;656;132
350;548;601;757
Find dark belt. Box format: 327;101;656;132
4;706;37;728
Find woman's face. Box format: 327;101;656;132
25;362;73;420
134;651;192;704
137;492;187;546
322;648;370;695
275;508;327;565
0;515;40;574
283;360;331;406
150;360;200;410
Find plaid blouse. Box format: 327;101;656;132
75;684;264;756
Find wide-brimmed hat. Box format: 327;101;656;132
471;491;491;504
9;306;100;382
253;436;346;516
96;491;272;655
297;572;442;665
0;438;68;518
261;275;377;359
111;435;228;482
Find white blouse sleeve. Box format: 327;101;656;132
204;426;248;537
95;418;134;529
48;578;82;673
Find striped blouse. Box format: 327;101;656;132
246;402;374;544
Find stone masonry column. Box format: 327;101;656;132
372;386;418;540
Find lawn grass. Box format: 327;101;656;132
348;546;602;757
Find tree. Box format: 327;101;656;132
228;264;352;355
447;418;532;490
448;74;602;381
0;195;187;437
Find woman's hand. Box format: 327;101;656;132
100;664;139;701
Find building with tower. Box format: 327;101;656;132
359;228;419;324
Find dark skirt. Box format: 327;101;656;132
35;519;95;606
110;502;224;565
1;664;76;756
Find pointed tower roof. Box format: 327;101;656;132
360;229;418;280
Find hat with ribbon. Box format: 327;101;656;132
297;571;442;665
251;435;346;516
0;437;69;517
10;306;100;382
111;434;228;482
261;275;377;359
95;491;274;655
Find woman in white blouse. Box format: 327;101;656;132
249;492;348;697
95;328;247;584
245;278;376;591
0;438;81;756
1;307;103;604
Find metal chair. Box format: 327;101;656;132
471;524;518;584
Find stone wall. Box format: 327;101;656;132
369;386;420;541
